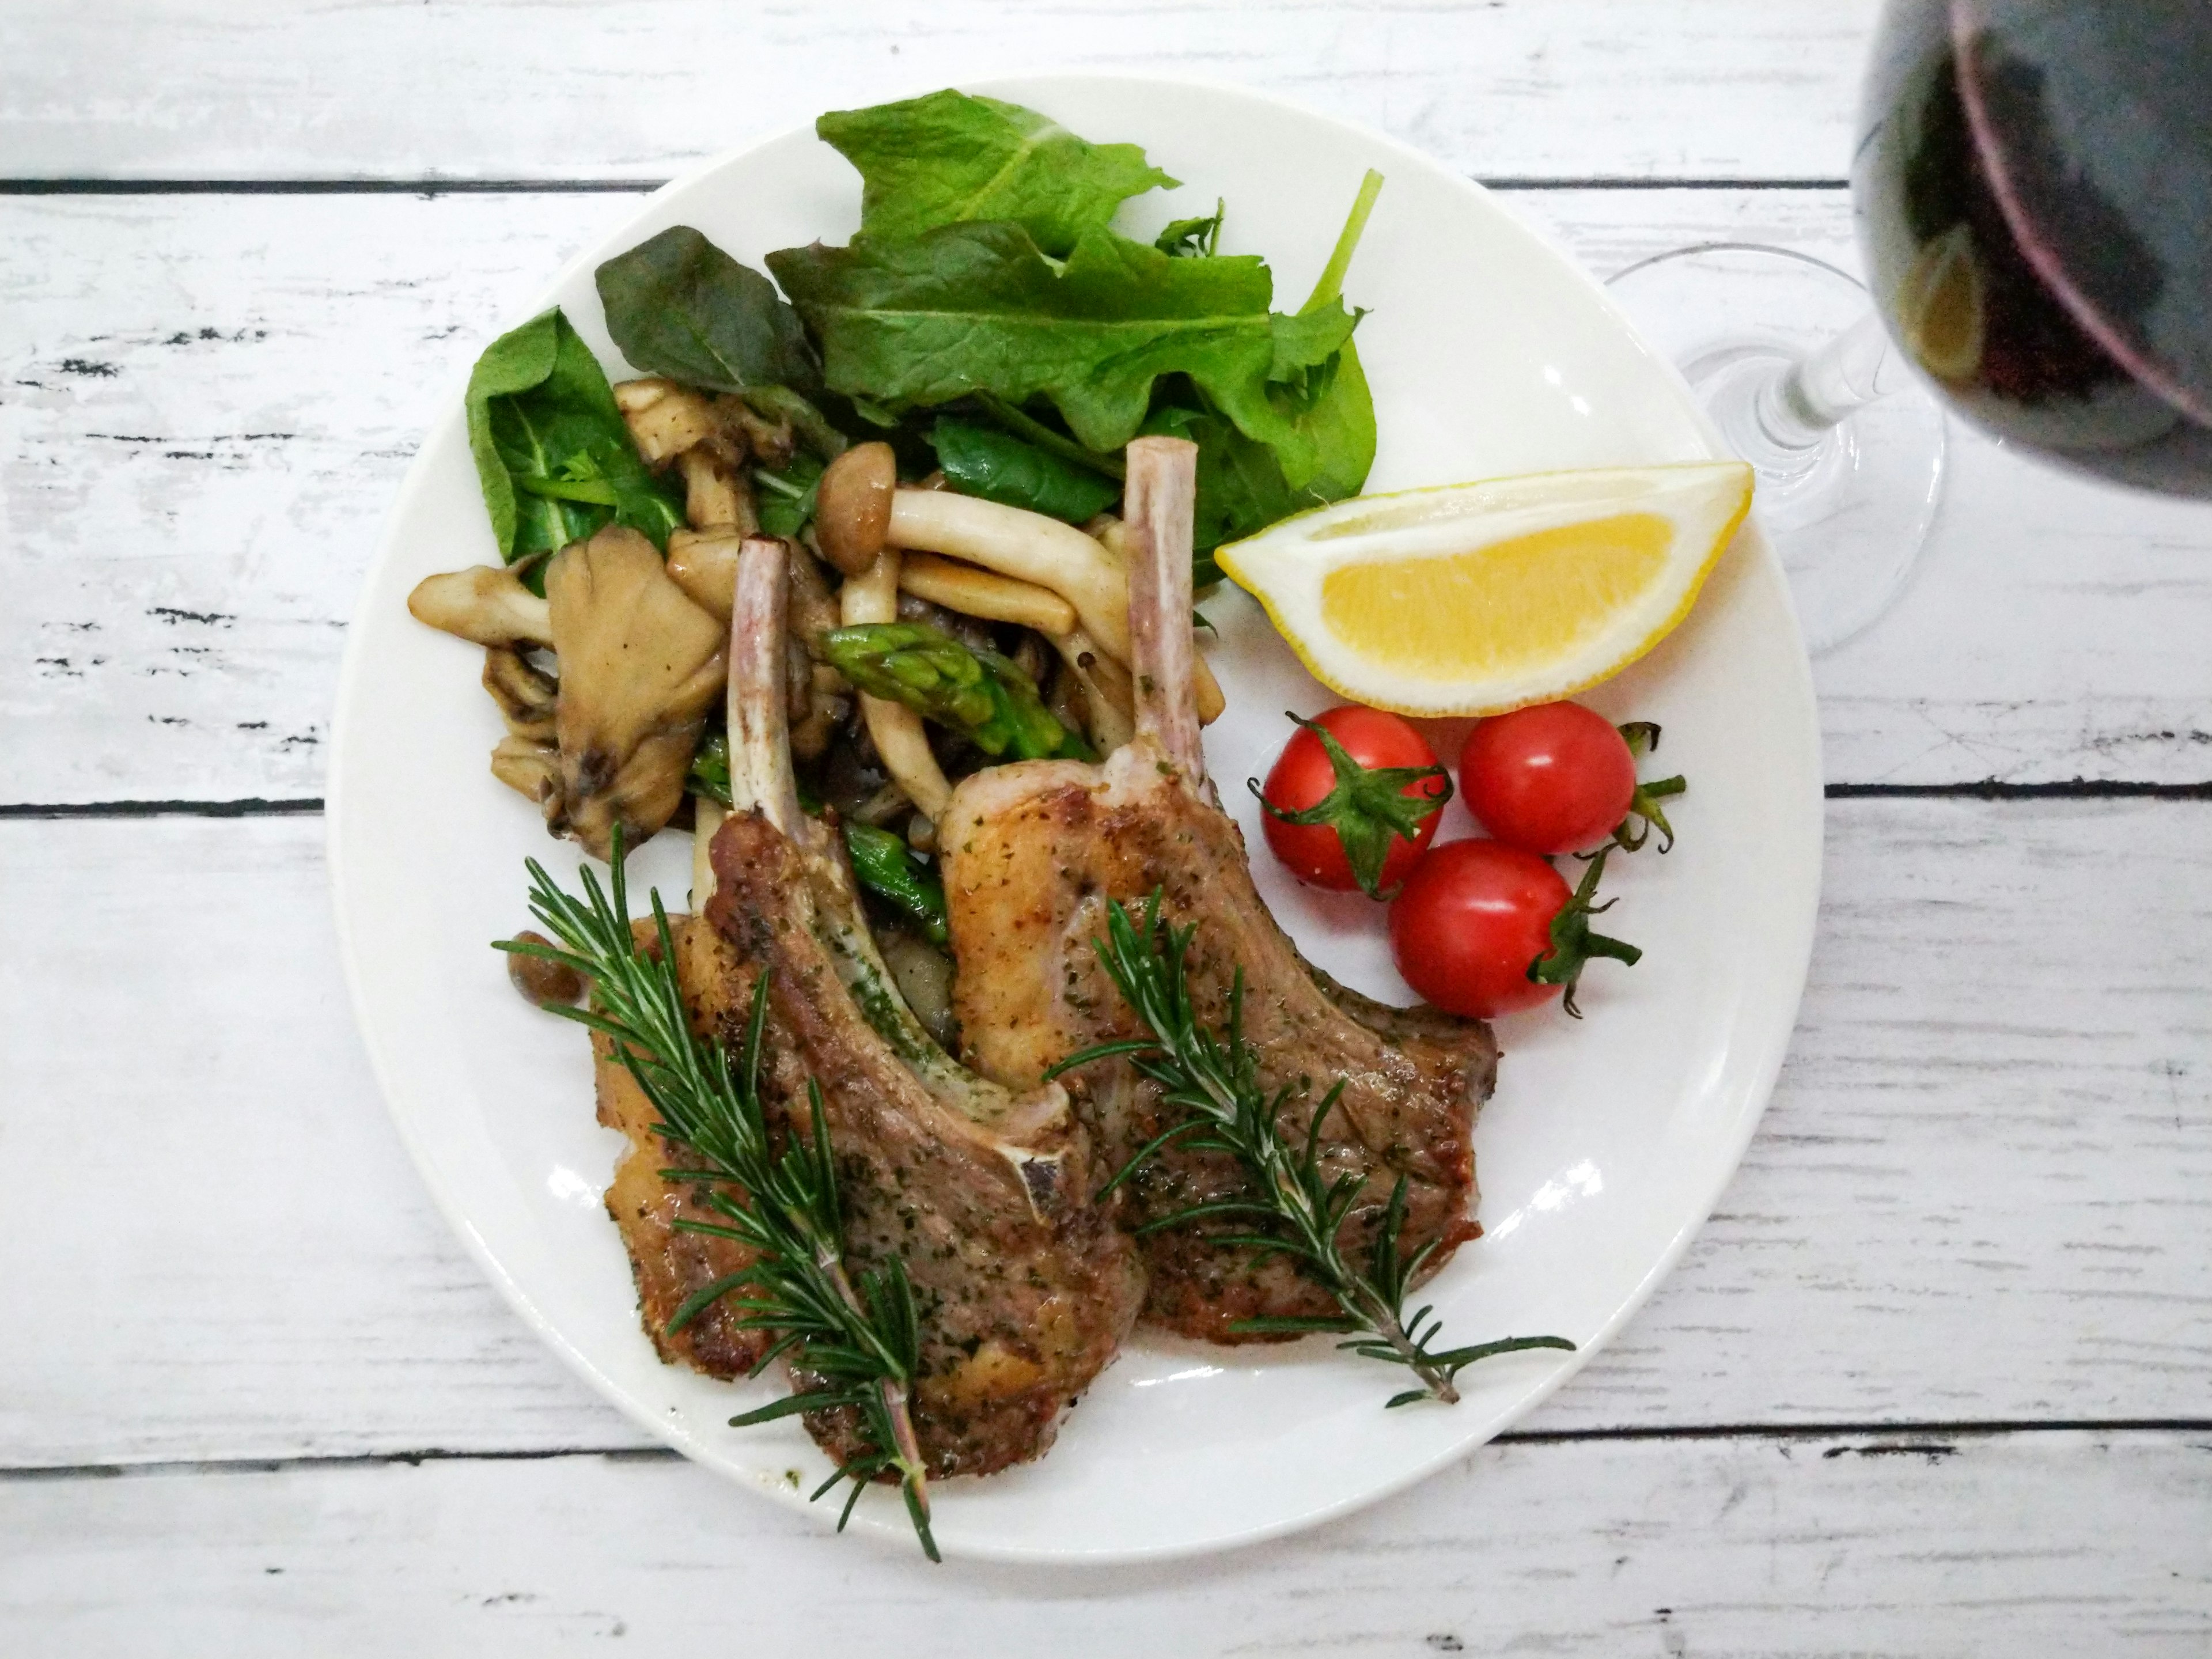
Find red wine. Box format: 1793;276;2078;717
1855;0;2212;495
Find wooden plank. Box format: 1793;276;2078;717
3;1431;2207;1651
3;1;1874;185
6;189;2210;805
3;797;2207;1467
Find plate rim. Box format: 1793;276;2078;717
326;69;1824;1565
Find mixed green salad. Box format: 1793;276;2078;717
468;88;1380;585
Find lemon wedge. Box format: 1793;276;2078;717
1897;223;1985;384
1215;461;1752;716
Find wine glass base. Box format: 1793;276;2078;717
1605;244;1946;654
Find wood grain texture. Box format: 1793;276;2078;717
5;1432;2207;1653
5;798;2206;1467
6;190;2210;806
3;1;1875;185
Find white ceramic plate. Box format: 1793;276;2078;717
328;74;1823;1565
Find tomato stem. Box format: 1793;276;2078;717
1251;712;1452;898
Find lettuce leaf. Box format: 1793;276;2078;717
766;222;1358;486
464;308;684;577
818;90;1176;257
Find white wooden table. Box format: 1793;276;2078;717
5;4;2209;1650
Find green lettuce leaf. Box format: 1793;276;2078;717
464;308;684;576
818;90;1176;257
767;222;1359;486
594;225;819;395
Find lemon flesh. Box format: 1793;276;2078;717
1898;224;1985;384
1217;462;1752;717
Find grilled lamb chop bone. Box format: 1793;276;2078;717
702;535;1143;1478
941;440;1492;1342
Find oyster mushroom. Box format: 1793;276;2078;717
406;564;552;647
613;377;758;533
481;645;557;743
541;524;728;859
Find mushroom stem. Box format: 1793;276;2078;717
728;536;804;838
842;548;955;823
1048;628;1137;754
896;552;1077;637
885;488;1224;724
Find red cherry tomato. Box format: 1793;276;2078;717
1459;702;1637;855
1257;706;1450;897
1388;839;1569;1017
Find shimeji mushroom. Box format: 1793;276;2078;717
882;488;1225;724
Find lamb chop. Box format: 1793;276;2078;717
940;437;1496;1343
693;533;1144;1479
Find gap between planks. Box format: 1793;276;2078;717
0;176;1852;196
8;781;2211;820
9;1416;2211;1486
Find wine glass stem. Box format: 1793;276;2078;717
1724;309;1906;481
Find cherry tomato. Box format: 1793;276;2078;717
1459;702;1638;855
1257;706;1451;897
1388;839;1570;1017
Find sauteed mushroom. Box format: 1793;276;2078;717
540;525;728;858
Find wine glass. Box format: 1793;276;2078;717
1604;0;2212;654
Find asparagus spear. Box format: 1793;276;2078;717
843;822;950;946
821;621;1092;762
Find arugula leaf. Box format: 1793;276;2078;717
818;90;1176;257
1155;200;1225;257
931;417;1120;523
767;222;1360;486
1285;169;1384;502
464;309;684;578
594;225;819;395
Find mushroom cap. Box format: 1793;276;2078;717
544;525;728;859
407;564;554;647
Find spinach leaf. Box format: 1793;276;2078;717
818;90;1176;257
464;308;684;578
767;222;1359;486
594;225;819;395
1142;398;1302;562
1154;200;1225;257
931;418;1120;523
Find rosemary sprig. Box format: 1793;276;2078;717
497;839;940;1561
1050;895;1575;1407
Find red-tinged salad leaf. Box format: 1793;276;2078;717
817;90;1177;258
766;221;1358;485
464;308;684;581
594;225;820;395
